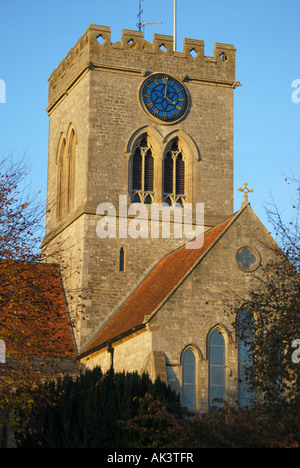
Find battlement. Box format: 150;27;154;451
47;24;237;111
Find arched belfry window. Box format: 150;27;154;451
131;135;154;204
237;308;256;408
163;138;185;206
56;126;76;220
181;347;196;412
208;328;225;411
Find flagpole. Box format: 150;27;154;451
173;0;177;52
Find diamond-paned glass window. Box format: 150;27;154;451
209;330;225;410
182;348;196;412
237;308;256;408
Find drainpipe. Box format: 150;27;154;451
107;342;114;370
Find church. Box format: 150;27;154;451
40;24;279;413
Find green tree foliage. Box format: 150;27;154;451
16;368;300;448
232;177;300;414
122;396;300;448
16;367;180;448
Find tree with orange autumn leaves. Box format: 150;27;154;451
0;156;78;446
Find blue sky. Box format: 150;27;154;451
0;0;299;238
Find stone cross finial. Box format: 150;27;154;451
238;182;253;204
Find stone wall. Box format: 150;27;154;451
83;329;152;377
146;205;276;411
43;24;238;352
82;205;278;411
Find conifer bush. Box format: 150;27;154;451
16;367;180;448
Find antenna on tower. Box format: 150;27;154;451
137;0;144;31
142;22;163;36
137;0;163;38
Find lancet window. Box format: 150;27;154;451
119;247;125;272
131;135;154;204
237;308;256;408
163;138;185;206
182;348;196;412
208;329;225;411
57;127;76;220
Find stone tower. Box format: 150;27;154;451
42;25;238;352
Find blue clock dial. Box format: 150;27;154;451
141;74;188;122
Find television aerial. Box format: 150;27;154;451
136;0;177;52
136;0;163;36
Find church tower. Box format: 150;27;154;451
42;25;238;352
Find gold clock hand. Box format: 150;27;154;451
166;97;176;105
164;84;168;98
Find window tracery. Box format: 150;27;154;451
163;138;185;206
131;135;154;204
127;128;196;206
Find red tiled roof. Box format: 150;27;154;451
82;216;234;356
0;261;77;359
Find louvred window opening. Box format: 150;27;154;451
131;136;154;203
163;138;185;206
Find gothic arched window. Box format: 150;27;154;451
67;129;76;213
209;329;225;411
163;138;185;206
57;137;67;220
131;135;154;204
237;308;256;408
57;127;76;220
182;348;196;412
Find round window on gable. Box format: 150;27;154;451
235;246;260;272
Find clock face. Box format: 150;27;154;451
141;74;188;123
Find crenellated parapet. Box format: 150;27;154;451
47;24;238;111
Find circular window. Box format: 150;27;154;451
235;246;260;272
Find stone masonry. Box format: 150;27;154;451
42;24;239;352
